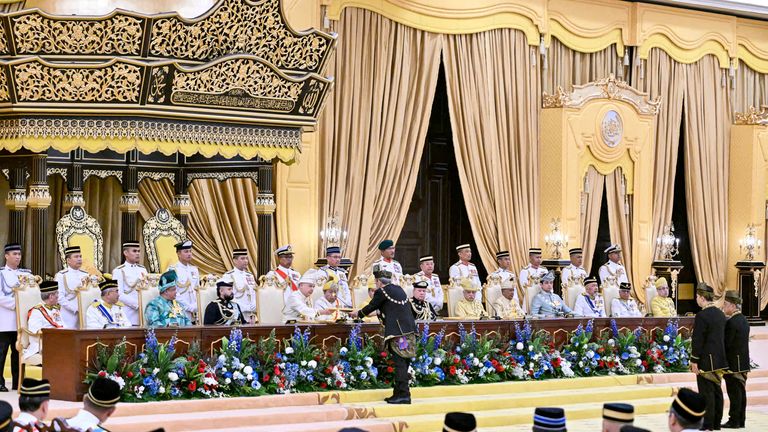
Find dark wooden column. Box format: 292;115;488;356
27;155;51;275
173;166;190;228
6;167;28;247
64;163;85;209
255;164;273;276
120;163;139;242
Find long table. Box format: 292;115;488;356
42;317;693;401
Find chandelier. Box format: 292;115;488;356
655;224;680;261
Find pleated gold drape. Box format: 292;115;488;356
733;62;768;114
580;166;605;272
605;169;639;298
683;55;731;295
138;178;260;276
442;29;540;274
319;7;442;273
544;38;623;92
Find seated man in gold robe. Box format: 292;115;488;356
651;277;677;317
492;280;525;319
314;279;347;321
454;278;487;319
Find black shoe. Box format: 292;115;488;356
383;396;392;402
386;396;411;404
0;385;8;392
721;421;739;429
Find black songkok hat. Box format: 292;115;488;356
442;412;477;432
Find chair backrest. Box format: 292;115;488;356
196;274;219;325
137;274;161;327
257;274;284;324
564;284;586;309
55;206;104;271
77;275;103;328
400;274;415;300
446;278;465;317
142;208;186;273
602;284;620;317
484;274;503;315
524;284;541;313
351;274;372;310
14;274;42;352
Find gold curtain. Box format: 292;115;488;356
138;178;260;276
544;38;623;92
683;55;731;295
605;168;640;299
632;49;685;262
84;176;123;272
442;28;540;273
580;166;605;272
319;7;442;273
733;62;768;114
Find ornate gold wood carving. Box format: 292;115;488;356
542;74;661;116
734;106;768;125
55;206;104;269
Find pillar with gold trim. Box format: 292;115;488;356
255;165;275;276
539;75;659;304
728;108;768;321
6;167;27;248
27;155;51;275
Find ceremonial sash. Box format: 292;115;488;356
584;295;597;313
29;305;62;328
275;268;297;291
96;301;115;323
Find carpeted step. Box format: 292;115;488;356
47;393;324;420
337;375;638;403
102;405;350;432
349;384;673;418
379;396;672;432
193;419;403;432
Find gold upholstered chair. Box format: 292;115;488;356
483;274;503;316
55;206;104;272
257;273;285;324
142;208;186;274
77;274;103;328
196;274;219;325
14;273;42;388
446;277;466;318
137;273;161;327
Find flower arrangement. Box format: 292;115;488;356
86;320;693;403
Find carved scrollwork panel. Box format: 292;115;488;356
55;206;104;269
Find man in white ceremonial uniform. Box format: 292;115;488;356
223;248;258;323
599;244;629;287
85;277;132;329
110;240;146;326
489;250;520;307
166;240;199;322
320;246;352;308
449;244;482;303
415;255;443;313
372;239;403;285
611;283;643;318
0;243;28;391
266;245;301;303
23;281;65;366
561;248;588;307
572;276;606;318
519;247;548;313
55;245;88;329
283;270;333;322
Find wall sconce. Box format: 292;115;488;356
544;218;568;260
739;224;762;262
320;214;347;252
655;223;680;261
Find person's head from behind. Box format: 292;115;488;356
532;407;566;432
695;283;715;308
602;403;634;432
18;378;51;421
84;377;121;423
39;281;59;306
668;388;705;432
443;411;477;432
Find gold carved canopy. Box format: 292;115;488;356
0;0;336;162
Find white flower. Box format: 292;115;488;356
225;378;231;384
529;362;534;369
246;374;253;381
233;371;244;380
308;360;318;369
158;386;165;394
587;350;595;359
516;342;524;350
300;360;307;367
243;366;253;375
528;345;534;352
608;339;615;346
152;368;160;376
472;357;480;366
110;375;125;389
433;357;442;366
533;354;540;361
635;359;642;366
167;372;179;382
339;347;348;356
218;354;227;362
364;357;373;367
663;335;671;342
137;385;144;395
360;371;368;380
285;347;295;355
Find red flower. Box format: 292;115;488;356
187;356;194;361
491;359;498;366
320;382;327;389
263;374;270;382
599;360;605;368
140;368;146;375
449;366;456;375
453;357;460;364
380;351;388;358
528;369;534;376
198;367;205;373
126;371;134;378
551;357;561;368
386;366;394;373
325;367;332;374
274;365;281;376
327;352;334;357
335;380;342;387
204;384;209;391
98;371;107;378
199;360;205;366
188;381;197;391
642;360;648;368
598;347;605;354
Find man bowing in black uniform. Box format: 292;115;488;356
204;280;245;326
722;290;750;429
691;283;728;431
351;265;416;405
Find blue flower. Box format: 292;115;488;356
170;387;181;397
229;327;243;353
621;352;629;361
145;329;159;355
143;376;153;386
610;319;620;338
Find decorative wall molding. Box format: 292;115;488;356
83;169;123;182
46;167;67;180
186;171;258;185
4;188;27;210
138;171;175;185
542;74;661;116
735;106;768;125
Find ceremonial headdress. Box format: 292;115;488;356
159;269;177;293
696;282;714;296
413;281;429;289
19;378;51;398
619;282;632;291
378;239;394;250
3;243;21;253
325;246;341;255
232;248;248;258
442;412;477;432
529;247;542;255
87;377;121;408
542;271;555;282
724;290;742;305
299;269;319;285
603;403;634;423
569;248;583;255
500;280;516;290
419;255;434;263
654;277;669;288
584;276;598;286
39;280;58;293
99;275;119;293
275;245;293;256
0;401;11;431
495;251;510;259
64;245;81;256
671;388;706;424
455;244;471;252
174;240;193;251
532;407;566;432
604;244;622;254
459;278;479;292
372;265;393;280
121;240;140;250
